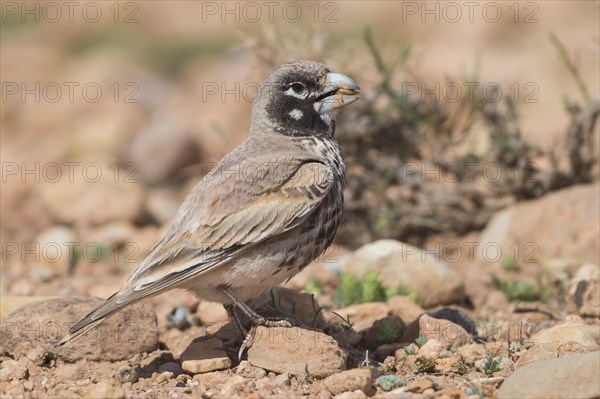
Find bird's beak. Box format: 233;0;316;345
314;72;361;115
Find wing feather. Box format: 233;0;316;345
62;157;334;342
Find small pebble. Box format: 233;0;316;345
115;366;138;384
274;372;290;387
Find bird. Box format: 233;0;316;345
59;60;360;346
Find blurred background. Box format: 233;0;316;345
1;0;599;330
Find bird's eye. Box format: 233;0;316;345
289;82;306;93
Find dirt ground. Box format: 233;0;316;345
1;2;599;398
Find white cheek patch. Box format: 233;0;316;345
289;109;303;120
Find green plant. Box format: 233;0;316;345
415;356;436;373
304;278;323;295
501;256;519;271
376;319;403;344
451;357;468;375
483;354;503;375
362;270;387;302
466;382;485;398
376;375;405;391
415;333;428;348
337;272;362;306
385;284;422;305
493;275;555;303
336;271;420;306
403;345;416;355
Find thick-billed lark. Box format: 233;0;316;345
60;60;360;345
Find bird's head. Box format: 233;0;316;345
251;60;360;137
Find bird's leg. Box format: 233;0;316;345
224;303;248;337
219;286;293;328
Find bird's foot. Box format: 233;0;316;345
251;315;294;328
237;317;295;360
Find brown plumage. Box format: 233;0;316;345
60;61;360;345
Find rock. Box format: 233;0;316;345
324;369;373;396
0;296;59;320
124;117;201;184
515;322;599;368
0;297;158;362
362;315;405;349
426;308;477;338
26;346;50;366
154;370;173;384
334;390;368;399
457;344;487;365
343;240;465;307
405;378;433;393
235;360;267;378
158;361;184;376
39;173;145;225
34;225;77;273
375;343;404;361
220;375;248;397
568;262;600;317
273;372;290;387
114;365;138;384
249;287;328;329
434;356;462;372
497;352;600;399
528;322;599;348
180;337;231;374
330;302;390;331
479;184;600;264
248;326;346;378
87;381;125;399
0;359;28;382
418;339;450;359
517;341;592;369
55;363;84;380
418;315;471;349
387;296;424;322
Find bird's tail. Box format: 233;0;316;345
57;292;136;346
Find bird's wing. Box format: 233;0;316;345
62;156;333;343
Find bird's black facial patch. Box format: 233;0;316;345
265;71;332;137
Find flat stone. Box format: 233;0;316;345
324;369;373;396
418;339;450;359
0;359;28;382
387;296;425;322
180;337;231;374
0;296;158;362
248;326;346;378
419;314;471;349
497;352;600;399
331;302;390;331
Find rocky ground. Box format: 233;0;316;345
2;5;599;398
1;183;599;399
